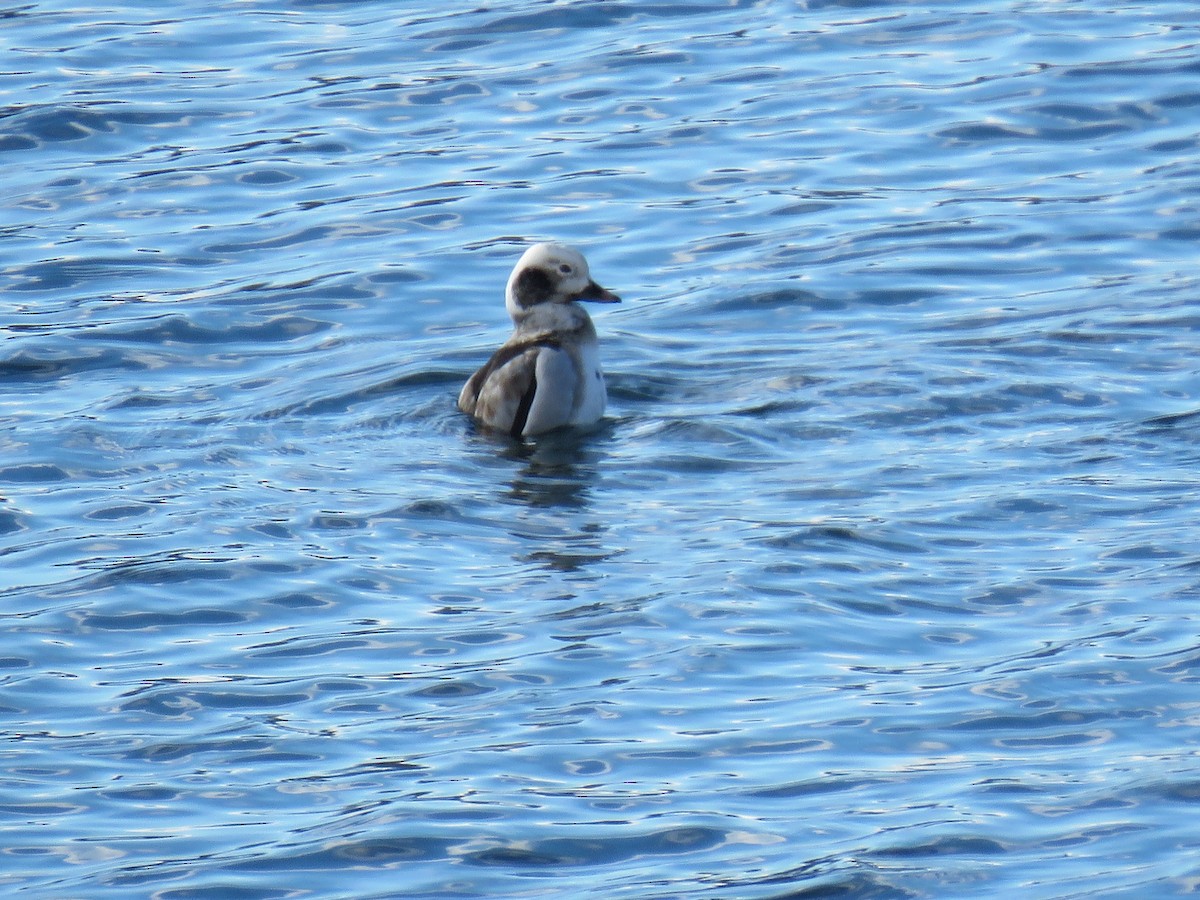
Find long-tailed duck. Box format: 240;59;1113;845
458;243;620;438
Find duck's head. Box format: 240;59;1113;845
505;242;620;322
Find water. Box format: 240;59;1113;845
3;0;1200;896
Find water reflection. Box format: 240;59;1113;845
477;426;622;571
10;0;1199;895
487;424;610;509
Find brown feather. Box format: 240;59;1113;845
459;337;562;434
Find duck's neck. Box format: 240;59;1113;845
512;302;596;340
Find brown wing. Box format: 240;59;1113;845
460;338;559;436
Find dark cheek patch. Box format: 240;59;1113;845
513;267;556;307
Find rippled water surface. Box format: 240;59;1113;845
4;1;1200;896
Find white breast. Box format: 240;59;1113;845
570;338;607;425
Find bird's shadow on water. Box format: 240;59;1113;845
462;421;624;573
507;424;619;510
466;420;618;511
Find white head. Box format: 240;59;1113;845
504;242;620;322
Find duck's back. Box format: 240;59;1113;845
460;334;587;437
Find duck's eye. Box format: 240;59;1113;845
557;263;573;275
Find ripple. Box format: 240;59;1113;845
74;609;248;632
0;463;69;483
4;2;1199;898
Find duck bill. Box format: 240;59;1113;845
576;280;621;303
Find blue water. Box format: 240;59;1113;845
3;1;1200;896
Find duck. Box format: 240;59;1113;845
458;242;620;438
